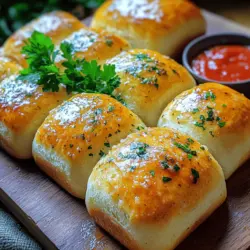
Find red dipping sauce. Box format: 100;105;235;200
192;45;250;82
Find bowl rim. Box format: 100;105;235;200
182;32;250;86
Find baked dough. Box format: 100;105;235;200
91;0;206;57
158;83;250;179
0;56;22;81
0;75;69;159
107;49;196;126
86;127;226;250
55;28;130;65
3;11;85;67
32;93;145;199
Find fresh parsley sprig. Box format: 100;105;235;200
18;31;121;97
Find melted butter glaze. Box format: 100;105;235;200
107;49;195;125
160;83;250;137
56;28;129;65
3;11;85;67
91;127;222;223
0;58;22;82
0;75;68;133
35;93;145;162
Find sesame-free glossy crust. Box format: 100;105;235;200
32;93;145;199
55;28;130;66
158;83;250;179
86;127;226;250
92;0;206;57
0;75;69;159
0;56;22;81
3;11;85;67
108;49;196;126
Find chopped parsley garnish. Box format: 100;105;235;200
130;142;149;157
204;91;216;101
173;165;180;172
187;138;194;144
191;168;199;184
206;109;214;121
69;144;74;148
150;170;155;177
135;53;153;62
161;161;169;169
200;146;205;150
108;133;112;137
222;104;227;107
105;39;113;47
172;69;179;75
108;105;115;112
130;166;136;172
194;121;206;130
88;145;92;150
99;150;105;157
104;142;110;148
18;31;121;99
94;108;103;115
174;142;197;158
218;121;226;128
89;153;93;157
136;126;145;131
209;131;215;137
162;176;172;183
192;108;199;114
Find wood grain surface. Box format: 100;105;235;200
0;10;250;250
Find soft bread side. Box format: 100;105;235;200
158;83;250;179
33;93;145;199
86;127;226;250
91;0;206;57
107;49;196;126
0;75;69;159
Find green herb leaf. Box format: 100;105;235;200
150;170;155;177
19;31;121;98
162;176;172;183
191;168;199;184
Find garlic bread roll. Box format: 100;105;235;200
32;94;145;199
86;127;226;250
158;83;250;179
55;28;130;66
0;56;22;82
3;11;85;67
0;75;69;159
107;49;196;126
91;0;206;57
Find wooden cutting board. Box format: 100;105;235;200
0;10;250;250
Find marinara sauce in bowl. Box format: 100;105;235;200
183;33;250;98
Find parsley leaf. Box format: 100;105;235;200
18;31;121;98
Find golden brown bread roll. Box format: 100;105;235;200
0;56;22;81
158;83;250;179
55;27;130;65
91;0;206;57
107;49;196;126
3;11;85;67
86;127;226;250
0;75;69;159
32;93;145;199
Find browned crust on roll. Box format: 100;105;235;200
89;209;142;250
90;191;226;250
33;153;81;198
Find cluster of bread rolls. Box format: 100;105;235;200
0;1;249;249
